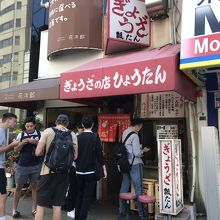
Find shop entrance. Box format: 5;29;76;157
100;117;190;206
45;106;98;129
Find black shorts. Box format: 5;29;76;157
0;168;7;194
36;172;69;207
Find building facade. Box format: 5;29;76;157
0;0;213;217
0;0;32;117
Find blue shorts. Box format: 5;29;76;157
15;164;41;186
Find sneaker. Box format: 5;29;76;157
12;211;21;218
32;210;37;217
67;210;75;218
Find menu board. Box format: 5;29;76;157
140;92;184;118
156;125;178;140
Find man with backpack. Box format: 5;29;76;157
34;114;78;220
12;117;42;218
119;118;150;220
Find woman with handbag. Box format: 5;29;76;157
75;116;107;220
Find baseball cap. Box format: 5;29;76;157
56;114;69;123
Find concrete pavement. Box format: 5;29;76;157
5;193;207;220
5;193;119;220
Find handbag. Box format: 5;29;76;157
93;134;104;181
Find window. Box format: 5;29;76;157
13;72;18;80
2;21;13;32
2;72;11;82
17;2;22;9
1;4;15;16
1;72;18;81
0;37;13;48
14;52;19;62
15;36;20;45
16;19;21;27
3;54;12;64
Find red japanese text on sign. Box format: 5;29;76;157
158;139;184;215
109;0;150;45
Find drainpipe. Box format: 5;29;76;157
169;0;177;44
188;102;196;202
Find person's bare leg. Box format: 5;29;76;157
52;206;61;220
34;205;44;220
30;182;37;212
0;193;7;217
12;184;23;213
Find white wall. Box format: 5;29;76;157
38;31;104;79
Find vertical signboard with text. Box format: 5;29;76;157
48;0;103;59
158;139;184;215
140;92;185;118
180;1;220;70
106;0;150;54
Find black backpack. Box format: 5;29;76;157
113;131;136;173
45;127;74;172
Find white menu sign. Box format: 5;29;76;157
140;92;185;118
156;125;178;140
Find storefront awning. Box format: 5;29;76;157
60;44;196;102
0;78;59;108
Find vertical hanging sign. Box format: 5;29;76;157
180;1;220;70
158;139;184;215
106;0;150;54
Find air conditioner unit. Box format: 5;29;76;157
145;0;168;20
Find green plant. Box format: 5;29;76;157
5;150;18;174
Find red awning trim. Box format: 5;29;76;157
60;45;196;101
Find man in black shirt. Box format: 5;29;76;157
75;117;107;220
13;117;41;218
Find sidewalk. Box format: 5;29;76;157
5;194;119;220
5;193;207;220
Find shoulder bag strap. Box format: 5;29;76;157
47;127;57;155
20;131;25;141
122;131;136;144
36;130;41;139
122;131;137;166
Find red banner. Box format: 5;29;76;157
98;114;130;142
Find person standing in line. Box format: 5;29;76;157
34;114;78;220
0;113;19;220
66;122;84;218
75;122;84;136
119;118;151;220
12;117;42;218
75;116;107;220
